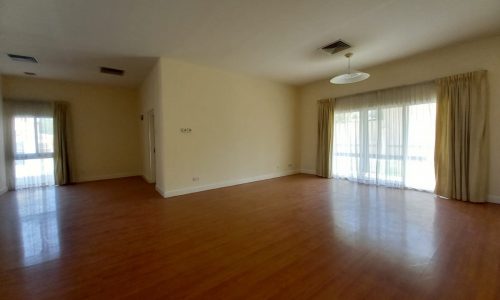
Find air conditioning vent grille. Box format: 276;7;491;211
100;67;125;76
321;40;351;55
8;54;38;63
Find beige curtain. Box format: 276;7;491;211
53;101;71;185
434;70;488;202
3;102;15;190
316;99;335;178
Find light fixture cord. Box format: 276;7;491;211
348;56;351;74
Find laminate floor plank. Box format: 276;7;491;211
0;175;499;299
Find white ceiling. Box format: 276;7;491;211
1;0;500;87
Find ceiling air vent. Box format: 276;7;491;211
321;39;351;55
100;67;125;76
8;53;38;63
24;72;36;76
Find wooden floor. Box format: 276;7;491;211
0;175;499;299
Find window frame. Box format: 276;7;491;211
333;102;435;185
13;115;54;161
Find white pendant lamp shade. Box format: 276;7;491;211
330;72;370;84
330;53;370;84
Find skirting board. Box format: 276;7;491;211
299;169;316;175
74;172;141;183
160;170;299;198
155;184;166;197
488;195;500;204
142;175;155;184
0;186;8;196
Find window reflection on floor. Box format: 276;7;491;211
330;184;437;264
16;187;60;266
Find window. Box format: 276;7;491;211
332;83;436;191
13;116;55;189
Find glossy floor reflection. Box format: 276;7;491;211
0;175;499;299
16;188;60;266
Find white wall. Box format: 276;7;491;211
0;75;7;194
2;76;142;182
146;58;299;197
298;35;500;201
139;61;162;184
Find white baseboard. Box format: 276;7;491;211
299;169;316;175
161;170;299;198
74;172;141;183
155;184;166;197
142;175;155;184
488;195;500;204
0;186;8;195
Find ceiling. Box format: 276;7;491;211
1;0;500;87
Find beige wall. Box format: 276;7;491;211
0;75;6;193
154;58;299;196
139;61;162;184
298;35;500;199
2;76;141;182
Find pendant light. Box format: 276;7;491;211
330;53;370;84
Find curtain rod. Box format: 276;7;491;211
319;69;486;102
3;98;66;104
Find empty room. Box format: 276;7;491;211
0;0;499;299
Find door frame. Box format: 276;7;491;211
147;109;156;183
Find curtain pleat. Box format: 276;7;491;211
316;99;335;178
53;102;71;185
3;107;15;190
434;70;488;202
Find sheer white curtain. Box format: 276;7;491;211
3;100;55;190
332;82;436;191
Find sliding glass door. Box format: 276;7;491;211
13;116;55;189
332;83;436;191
